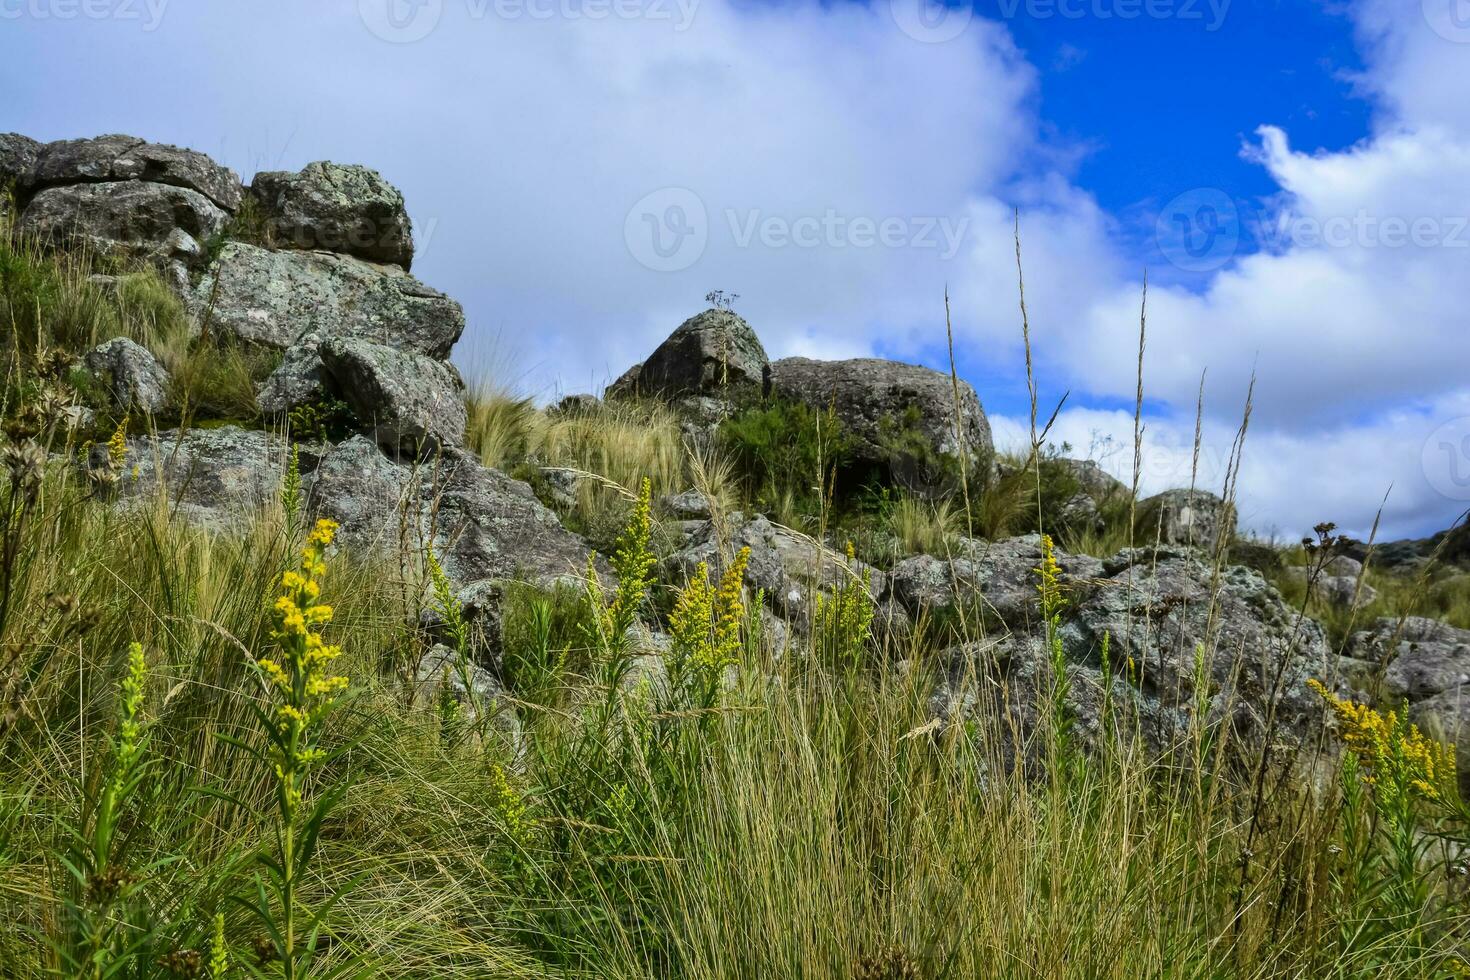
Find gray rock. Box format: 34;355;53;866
250;161;414;269
888;536;1104;630
605;362;642;401
614;309;769;400
194;242;463;357
309;435;591;592
256;335;329;416
661;489;714;520
81;337;171;414
19;181;228;262
92;426;291;529
1346;617;1470;794
26;134;242;210
1068;549;1330;747
1135;489;1235;551
318;337;466;454
766;356;993;490
412;643;522;750
0;134;39;217
665;512;884;625
552;393;601;416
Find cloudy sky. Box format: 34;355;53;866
3;0;1468;540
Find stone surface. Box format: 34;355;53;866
614;309;768;400
661;489;714;520
309;435;591;592
766;356;993;488
665;512;884;624
256;336;329;416
19;182;228;261
888;536;1104;630
92;426;291;528
26;134;242;210
318;337;466;454
81;337;171;414
924;544;1332;762
194;243;463;357
412;643;523;751
1346;617;1470;794
1135;489;1235;551
250;161;414;269
0;133;39;193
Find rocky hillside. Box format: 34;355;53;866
4;131;1469;787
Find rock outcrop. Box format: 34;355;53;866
1135;489;1234;551
19;181;228;263
1345;617;1470;794
309;436;590;591
81;337;172;414
609;309;768;400
24;134;243;211
767;356;993;489
195;243;458;358
250;161;414;269
318;337;466;455
665;513;884;625
195;243;463;356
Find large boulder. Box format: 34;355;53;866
25;134;242;211
766;356;992;490
92;426;291;529
309;435;591;591
194;242;463;357
888;535;1104;630
256;335;330;417
18;182;228;261
318;337;466;454
81;337;171;414
1135;489;1234;551
611;309;768;400
665;512;884;625
918;540;1331;763
0;133;40;183
1345;617;1470;794
250;161;414;269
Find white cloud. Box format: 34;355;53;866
2;0;1465;538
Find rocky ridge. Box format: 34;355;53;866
8;131;1464;780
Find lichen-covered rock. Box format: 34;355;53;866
19;182;228;261
250;161;414;269
94;426;291;528
661;489;714;520
412;643;523;753
318;337;466;454
1346;617;1470;794
256;335;328;416
26;134;242;210
0;134;39;216
309;435;591;591
195;243;462;357
81;337;171;414
888;536;1104;630
917;542;1330;769
1135;489;1235;551
665;512;884;624
766;356;992;490
613;309;768;400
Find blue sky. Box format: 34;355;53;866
3;0;1468;539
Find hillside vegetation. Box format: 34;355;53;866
4;134;1470;979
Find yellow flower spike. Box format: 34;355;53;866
1309;678;1457;804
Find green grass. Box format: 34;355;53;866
1;457;1469;977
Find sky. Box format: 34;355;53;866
2;0;1468;540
